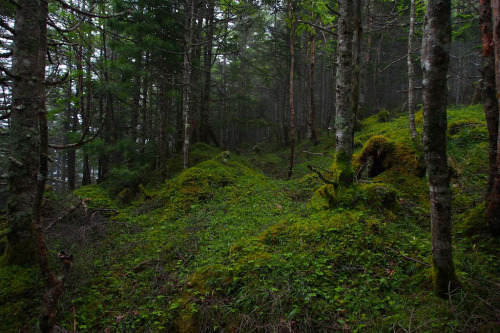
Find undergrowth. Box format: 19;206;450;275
1;105;499;332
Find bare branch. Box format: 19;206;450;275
0;18;15;35
0;111;11;120
0;50;13;58
47;16;84;33
44;71;69;86
54;0;131;19
385;247;431;267
49;115;105;150
0;64;17;78
307;164;338;186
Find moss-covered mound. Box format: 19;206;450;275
1;105;499;332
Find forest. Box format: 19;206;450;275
1;0;500;331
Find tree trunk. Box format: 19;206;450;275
480;0;498;198
141;52;150;154
334;0;355;186
182;0;195;169
421;0;456;295
131;54;142;142
408;0;418;139
352;0;362;138
308;30;319;145
3;0;43;266
487;0;500;237
287;0;296;180
65;69;77;190
200;0;218;146
359;0;374;119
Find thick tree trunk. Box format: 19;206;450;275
200;0;218;146
334;0;355;186
487;0;500;237
408;0;418;139
480;0;498;198
421;0;456;295
287;0;296;180
359;0;374;118
3;0;43;265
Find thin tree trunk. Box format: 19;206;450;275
141;52;150;154
308;30;319;145
421;0;456;295
65;70;76;190
359;0;374;118
182;0;195;169
131;54;141;142
352;0;362;138
287;0;296;180
487;0;500;237
82;61;92;186
408;0;418;139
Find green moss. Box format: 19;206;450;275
456;202;488;235
310;184;335;209
74;184;119;210
377;109;390;122
360;183;398;212
353;135;395;178
332;150;354;187
0;265;38;331
117;188;133;205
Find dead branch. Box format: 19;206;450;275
307;164;338;187
302;150;326;156
49;115;104;150
44;199;87;232
44;71;69;86
124;259;168;276
0;50;13;58
54;0;131;19
386;247;431;267
48;16;85;33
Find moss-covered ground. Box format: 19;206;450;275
1;105;499;332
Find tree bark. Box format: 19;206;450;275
408;0;418;139
421;0;456;295
65;68;76;190
308;29;319;145
487;0;500;237
334;0;355;186
3;0;43;265
182;0;195;169
480;0;498;198
287;0;296;180
352;0;362;138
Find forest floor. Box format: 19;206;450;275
1;105;500;332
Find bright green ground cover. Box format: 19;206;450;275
1;105;499;332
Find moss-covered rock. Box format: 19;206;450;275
354;136;425;180
117;188;133;205
354;135;396;178
360;182;399;215
377;109;390;122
